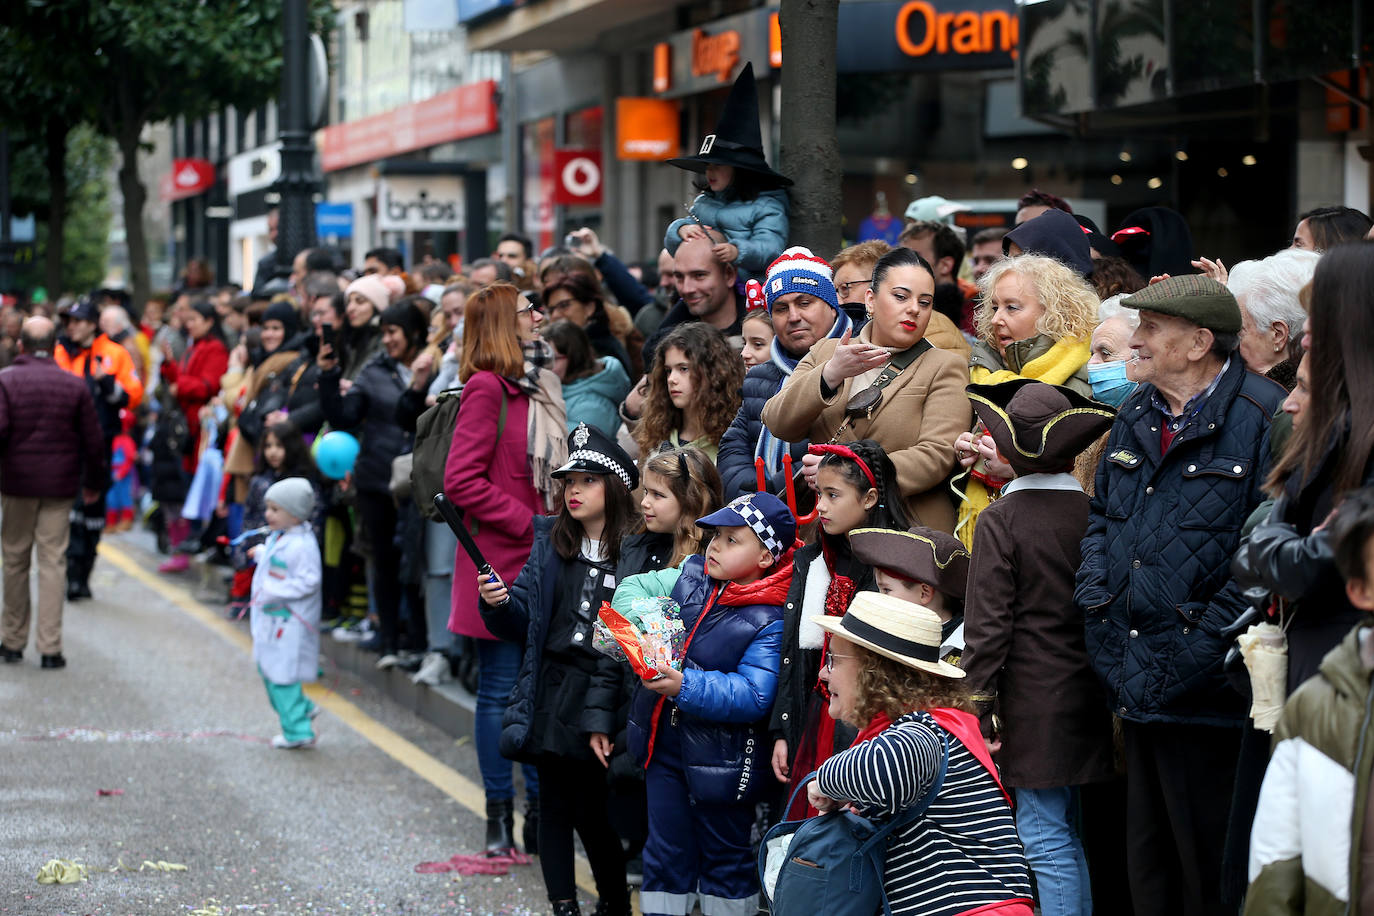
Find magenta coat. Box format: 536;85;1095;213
444;371;544;640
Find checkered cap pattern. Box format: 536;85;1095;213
562;449;633;489
733;495;783;559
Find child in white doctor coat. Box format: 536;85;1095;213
250;477;323;749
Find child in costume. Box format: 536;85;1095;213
249;477;323;750
613;491;800;916
664;62;790;282
769;440;909;815
477;424;644;916
849;525;971;665
960;379;1117;916
105;409;138;531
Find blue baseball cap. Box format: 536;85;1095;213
697;492;796;561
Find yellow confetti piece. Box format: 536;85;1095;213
35;859;88;884
141;860;189;872
190;900;226;916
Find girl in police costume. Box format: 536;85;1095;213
477;423;643;916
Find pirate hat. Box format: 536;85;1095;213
552;422;639;490
665;62;792;189
965;379;1116;476
848;526;970;600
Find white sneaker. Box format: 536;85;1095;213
330;619;373;643
375;653;401;670
411;651;452;686
271;734;317;750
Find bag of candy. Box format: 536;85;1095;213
593;596;687;678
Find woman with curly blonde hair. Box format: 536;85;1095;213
951;255;1100;547
631;322;743;462
800;592;1033;915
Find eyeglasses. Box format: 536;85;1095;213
823;649;856;672
516;303;543;317
837;280;872;298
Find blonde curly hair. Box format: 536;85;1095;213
852;645;976;723
975;254;1099;348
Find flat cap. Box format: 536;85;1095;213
1121;274;1241;334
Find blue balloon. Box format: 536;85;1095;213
313;430;360;480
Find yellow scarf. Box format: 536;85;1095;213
955;337;1091;549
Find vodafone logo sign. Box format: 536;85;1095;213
552;149;602;206
159;158;216;202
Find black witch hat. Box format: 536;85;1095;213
665;62;792;189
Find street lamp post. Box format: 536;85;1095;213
273;0;318;281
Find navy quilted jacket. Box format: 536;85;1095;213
716;361;807;500
1075;361;1285;725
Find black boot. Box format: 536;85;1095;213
551;900;580;916
484;798;515;857
523;795;540;856
591;894;631;916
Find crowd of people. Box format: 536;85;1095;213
1;60;1373;916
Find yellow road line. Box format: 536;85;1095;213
98;542;602;899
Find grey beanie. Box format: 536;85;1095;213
265;477;316;523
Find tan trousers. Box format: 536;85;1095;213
1;495;72;655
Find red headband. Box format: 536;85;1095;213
808;444;876;489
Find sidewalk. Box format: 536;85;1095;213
106;528;479;744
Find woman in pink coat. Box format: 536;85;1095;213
444;283;565;857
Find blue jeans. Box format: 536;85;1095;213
474;636;538;802
423;520;457;656
1015;786;1091;916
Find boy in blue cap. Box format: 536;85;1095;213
610;491;800;916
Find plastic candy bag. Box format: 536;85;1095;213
593;597;687;679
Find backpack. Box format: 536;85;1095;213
410;387;506;521
759;728;948;916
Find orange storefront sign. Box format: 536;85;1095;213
616;98;681;161
317;80;498;173
894;0;1018;58
691;28;741;83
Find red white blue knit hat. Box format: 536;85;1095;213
762;247;839;313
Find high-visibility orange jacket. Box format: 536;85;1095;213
55;334;145;415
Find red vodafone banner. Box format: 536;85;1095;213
551;149;603;206
160;158;215;202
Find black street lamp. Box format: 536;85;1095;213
273;0;318;282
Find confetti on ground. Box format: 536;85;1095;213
97;788;126;796
35;859;88;884
415;850;533;876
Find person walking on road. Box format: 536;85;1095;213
0;317;106;670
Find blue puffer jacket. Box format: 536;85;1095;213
665;188;790;279
618;550;796;804
1075;360;1286;726
562;356;631;437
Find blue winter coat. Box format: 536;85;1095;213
717;361;807;501
1075;360;1286;725
617;552;794;804
561;357;631;437
665;188;790;279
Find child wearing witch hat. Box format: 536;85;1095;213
664;62;791;282
959;378;1117;915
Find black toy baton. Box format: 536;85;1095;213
433;494;499;585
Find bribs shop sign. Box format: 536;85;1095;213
376;176;465;231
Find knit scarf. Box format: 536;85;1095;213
754;309;854;478
518;364;569;513
954;336;1091;549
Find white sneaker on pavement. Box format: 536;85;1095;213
271;735;317;750
411;651;452;686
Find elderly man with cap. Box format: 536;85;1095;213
716;248;853;500
1074;275;1286;916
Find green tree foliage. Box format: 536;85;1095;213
0;0;331;304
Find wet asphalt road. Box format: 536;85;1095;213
0;531;570;916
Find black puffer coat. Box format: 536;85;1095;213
318;353;412;495
1075;360;1286;725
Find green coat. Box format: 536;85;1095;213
1246;623;1374;915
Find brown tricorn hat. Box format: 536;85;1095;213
849;526;970;600
965;379;1116;475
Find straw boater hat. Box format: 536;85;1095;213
812;592;965;679
848;526;970;600
964;379;1116;476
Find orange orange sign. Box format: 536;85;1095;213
616;98;681;161
894;1;1018;57
691;28;741;83
769;13;782;67
653;43;672;94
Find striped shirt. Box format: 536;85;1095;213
815;711;1032;915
